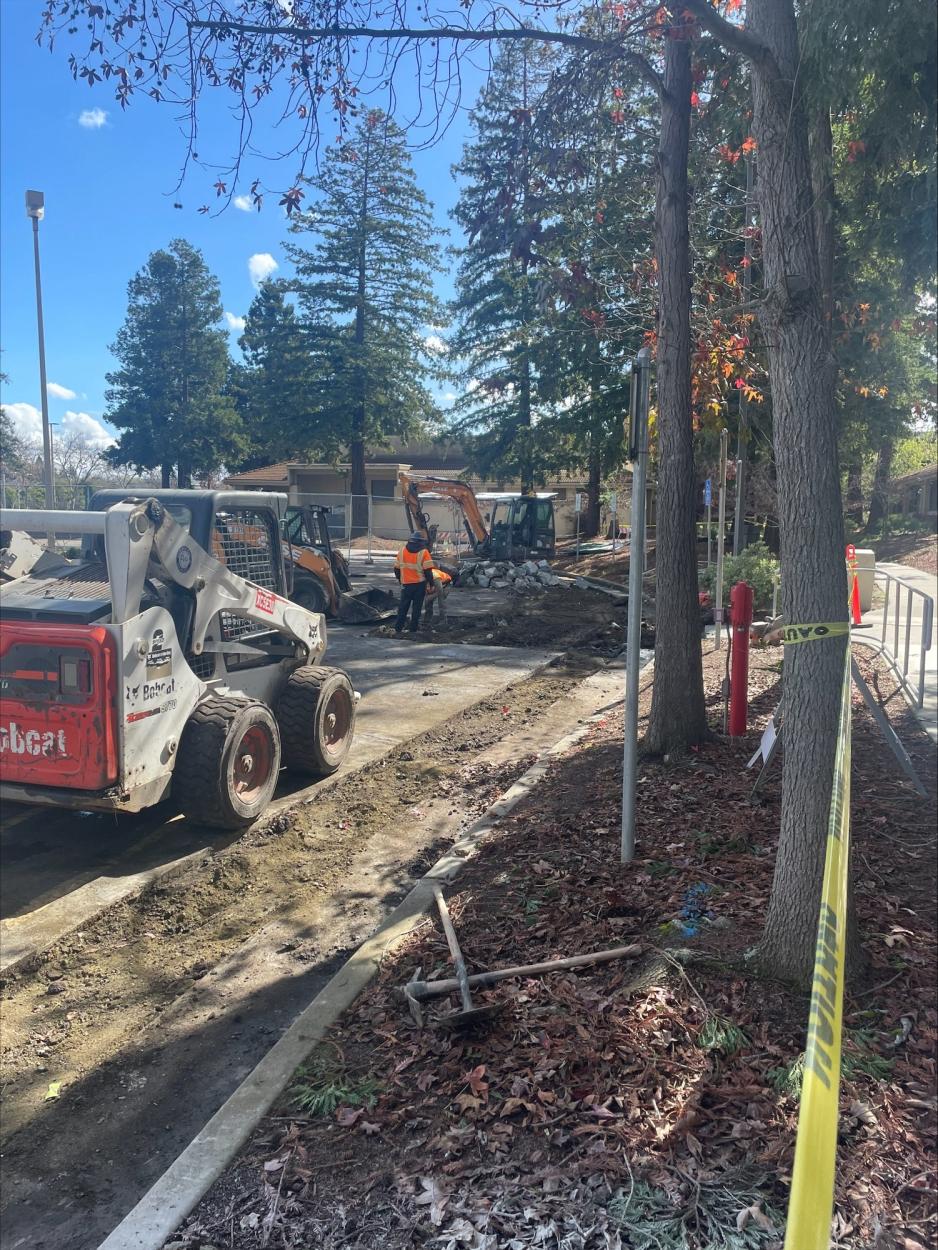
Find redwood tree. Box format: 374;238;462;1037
684;0;849;983
644;22;708;754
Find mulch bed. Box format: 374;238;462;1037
169;648;937;1250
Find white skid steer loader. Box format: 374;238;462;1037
0;491;357;829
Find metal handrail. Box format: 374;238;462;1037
853;568;934;710
767;565;933;711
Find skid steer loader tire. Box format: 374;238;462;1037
292;574;329;616
278;666;356;777
175;697;282;829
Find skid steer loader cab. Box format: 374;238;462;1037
0;490;357;828
282;505;397;623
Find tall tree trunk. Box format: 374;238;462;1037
517;56;535;491
865;436;894;534
161;464;171;488
350;128;371;536
645;28;708;755
845;456;864;529
810;108;835;338
177;459;192;489
585;433;602;539
748;0;849;986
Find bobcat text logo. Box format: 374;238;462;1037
0;722;69;758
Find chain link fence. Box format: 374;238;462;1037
292;492;480;560
0;480;95;511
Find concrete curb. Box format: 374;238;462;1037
97;666;650;1250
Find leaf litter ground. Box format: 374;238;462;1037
170;648;937;1250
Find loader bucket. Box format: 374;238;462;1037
335;586;399;624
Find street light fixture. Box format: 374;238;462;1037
25;189;56;511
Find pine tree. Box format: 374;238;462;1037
534;69;658;534
449;43;564;487
286;111;445;530
105;240;243;486
233;281;322;469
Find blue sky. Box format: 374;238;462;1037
0;0;484;452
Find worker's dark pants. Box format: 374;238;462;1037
395;582;427;633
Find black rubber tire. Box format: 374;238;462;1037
278;665;356;777
292;574;329;616
174;697;282;829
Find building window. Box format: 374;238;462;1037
371;478;395;499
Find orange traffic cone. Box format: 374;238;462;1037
846;543;862;624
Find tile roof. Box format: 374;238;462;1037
226;461;293;485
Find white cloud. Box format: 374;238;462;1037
61;410;116;449
424;334;448;355
0;404;114;453
225;311;247;332
78;108;108;129
443;392;457;402
248;253;278;286
233;195;254;212
47;382;77;400
2;402;43;443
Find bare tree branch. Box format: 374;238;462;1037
677;0;776;71
188;18;667;95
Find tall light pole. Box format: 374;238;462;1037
26;190;55;510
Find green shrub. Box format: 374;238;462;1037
700;540;780;610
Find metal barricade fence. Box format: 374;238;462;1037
770;565;934;710
291;492;475;563
854;567;935;710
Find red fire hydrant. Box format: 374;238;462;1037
728;581;754;737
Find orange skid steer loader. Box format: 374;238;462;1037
281;504;397;624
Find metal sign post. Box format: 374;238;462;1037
610;492;618;555
621;347;651;864
704;478;712;567
574;492;582;560
714;429;729;650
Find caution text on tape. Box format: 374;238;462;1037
781;622;850;644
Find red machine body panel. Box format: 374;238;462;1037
0;622;119;790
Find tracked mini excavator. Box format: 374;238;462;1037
0;491;356;829
399;472;556;562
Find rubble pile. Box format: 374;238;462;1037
458;558;584;592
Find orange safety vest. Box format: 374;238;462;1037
396;544;432;585
431;567;452;586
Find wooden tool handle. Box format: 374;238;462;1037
432;884;474;1014
408;943;643;1001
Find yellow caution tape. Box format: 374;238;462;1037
784;643;852;1250
781;622;850;644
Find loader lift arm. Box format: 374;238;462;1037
1;499;324;662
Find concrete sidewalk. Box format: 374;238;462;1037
857;560;937;741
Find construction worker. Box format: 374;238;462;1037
393;532;434;635
423;564;452;629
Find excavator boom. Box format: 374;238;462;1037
398;472;490;551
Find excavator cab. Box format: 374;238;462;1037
481;494;556;561
398;471;556;563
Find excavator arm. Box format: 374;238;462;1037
398;472;490;552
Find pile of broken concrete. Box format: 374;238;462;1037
457;558;572;592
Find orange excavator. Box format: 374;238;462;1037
399;472;556;562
